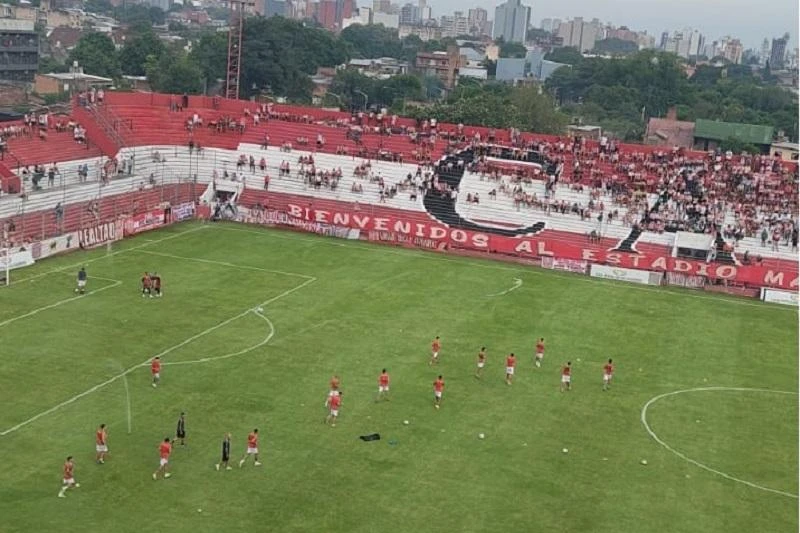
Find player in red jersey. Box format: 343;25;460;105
376;369;390;402
239;429;262;467
603;359;614;391
534;338;545;368
505;353;516;385
433;375;444;409
560;361;572;392
326;375;340;408
95;423;108;464
58;456;79;497
325;392;342;427
141;272;152;298
475;347;487;378
429;336;441;365
151;357;161;388
152;437;172;480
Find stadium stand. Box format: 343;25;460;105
0;91;796;285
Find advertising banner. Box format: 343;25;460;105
761;288;799;306
280;202;798;290
0;248;35;271
590;264;662;285
78;220;123;249
124;209;167;236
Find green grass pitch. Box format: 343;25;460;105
0;221;797;533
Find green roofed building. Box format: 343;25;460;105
693;119;775;153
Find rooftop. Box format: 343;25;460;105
694;119;774;146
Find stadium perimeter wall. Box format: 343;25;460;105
4;192;797;304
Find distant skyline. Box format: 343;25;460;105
422;0;798;50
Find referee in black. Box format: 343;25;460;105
174;412;187;446
216;433;232;471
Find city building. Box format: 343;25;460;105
0;19;38;83
493;0;530;44
342;6;372;28
693;119;774;153
556;17;601;53
495;48;568;83
398;22;439;40
721;38;743;64
414;46;463;90
399;3;419;25
372;0;391;13
770;33;789;69
373;11;400;28
662;28;705;59
467;8;490;37
264;0;288;17
440;11;468;38
345;57;410;78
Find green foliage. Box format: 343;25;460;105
329;70;423;110
592;38;639;56
544;46;583;65
145;48;203;94
544;49;799;142
38;56;69;74
119;29;166;77
240;17;348;101
69;32;121;79
499;40;527;59
408;83;567;134
340;24;405;60
188;31;228;85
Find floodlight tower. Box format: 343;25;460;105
225;0;255;100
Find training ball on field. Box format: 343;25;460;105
478;433;485;439
75;483;81;488
197;508;202;513
562;448;568;453
256;307;264;313
640;459;648;465
403;420;409;425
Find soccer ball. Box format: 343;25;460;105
403;420;409;425
562;448;568;453
478;433;485;439
640;459;648;465
255;307;264;313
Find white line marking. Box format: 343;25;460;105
641;386;799;499
362;271;412;292
9;225;207;287
0;276;316;437
110;360;133;435
487;278;523;297
0;280;122;329
135;249;315;280
214;225;797;312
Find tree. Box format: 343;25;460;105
189;31;228;87
119;29;166;76
239;17;348;101
499;40;527;59
69;33;120;78
593;38;638;56
38;56;69;74
145;49;203;94
544;46;583;65
340;24;403;60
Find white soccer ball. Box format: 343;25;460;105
75;483;81;488
478;433;485;439
562;448;568;453
197;508;203;513
256;307;264;313
640;459;648;465
403;420;409;425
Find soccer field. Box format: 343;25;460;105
1;221;797;533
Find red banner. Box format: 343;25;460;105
283;203;799;290
124;208;167;236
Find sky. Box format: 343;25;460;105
429;0;799;50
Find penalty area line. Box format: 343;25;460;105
0;276;316;438
0;279;122;329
